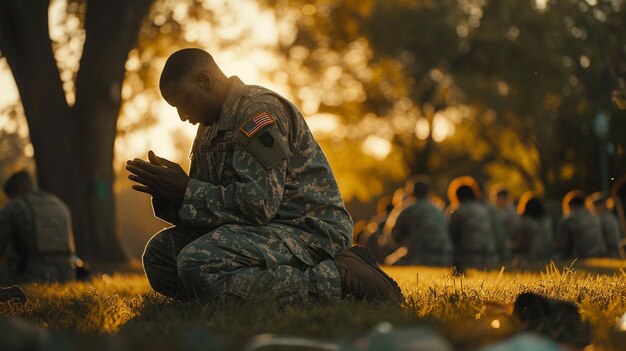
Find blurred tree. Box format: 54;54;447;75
272;0;625;201
0;0;152;261
0;104;35;206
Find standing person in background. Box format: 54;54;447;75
0;171;76;285
384;175;452;266
556;190;607;259
448;176;501;271
512;192;553;262
588;192;623;258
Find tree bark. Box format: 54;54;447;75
0;0;152;261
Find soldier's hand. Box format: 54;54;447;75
126;150;189;199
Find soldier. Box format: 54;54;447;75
384;175;452;266
0;171;76;284
490;185;521;248
512;192;552;261
361;196;395;263
126;48;401;304
556;191;607;259
448;177;500;270
588;192;623;258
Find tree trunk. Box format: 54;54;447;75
0;0;152;262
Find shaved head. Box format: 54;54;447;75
159;48;220;91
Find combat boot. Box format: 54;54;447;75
0;286;27;304
333;246;403;303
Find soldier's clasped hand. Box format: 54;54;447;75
126;150;190;200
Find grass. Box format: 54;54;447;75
1;259;626;350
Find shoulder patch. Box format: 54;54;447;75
240;111;275;138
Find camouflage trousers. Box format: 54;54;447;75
142;224;342;304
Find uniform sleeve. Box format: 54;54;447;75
151;197;183;225
177;104;291;228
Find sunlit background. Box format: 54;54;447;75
1;0;625;258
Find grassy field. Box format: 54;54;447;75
1;259;626;351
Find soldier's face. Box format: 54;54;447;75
161;73;221;126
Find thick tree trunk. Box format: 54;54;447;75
0;0;152;262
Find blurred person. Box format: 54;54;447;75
588;192;622;258
0;171;76;284
448;176;501;271
556;190;606;259
381;175;431;255
490;185;521;248
361;196;395;263
512;192;552;261
384;175;452;266
127;48;401;304
352;219;369;246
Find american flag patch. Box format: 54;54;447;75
240;111;275;137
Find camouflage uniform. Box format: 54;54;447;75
486;202;509;263
449;201;500;268
0;190;76;284
387;199;452;266
143;77;353;303
556;208;607;258
512;217;553;261
598;211;622;258
495;204;521;245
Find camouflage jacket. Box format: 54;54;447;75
496;204;521;241
598;211;622;258
556;208;607;258
389;199;452;256
0;190;75;274
153;77;353;264
449;201;499;265
512;216;553;260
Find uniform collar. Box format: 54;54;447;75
215;76;246;131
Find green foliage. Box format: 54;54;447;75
2;260;626;350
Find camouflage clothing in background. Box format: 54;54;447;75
387;199;452;266
0;190;76;284
449;201;500;269
143;77;352;303
556;208;607;259
598;211;622;258
361;211;394;264
512;217;553;261
495;204;521;246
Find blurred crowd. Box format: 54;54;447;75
354;174;626;271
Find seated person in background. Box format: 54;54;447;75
361;196;395;263
0;171;76;284
490;185;521;248
448;176;501;270
384;175;452;266
512;192;553;261
556;190;606;259
588;192;623;258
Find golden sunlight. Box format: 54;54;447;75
361;135;392;160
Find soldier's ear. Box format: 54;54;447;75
198;73;211;91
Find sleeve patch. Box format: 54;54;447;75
240;111;275;137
